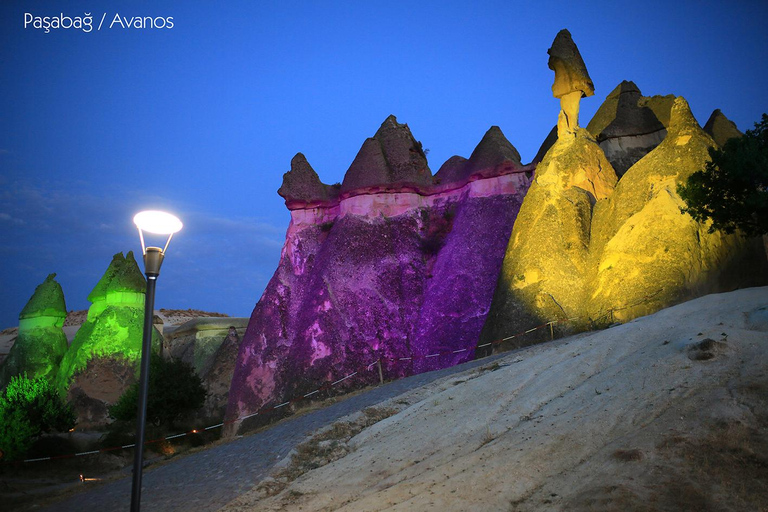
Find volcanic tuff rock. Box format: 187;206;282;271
278;153;341;207
55;252;161;427
586;81;667;175
481;128;618;345
0;274;68;387
483;98;768;343
703;109;743;148
548;29;594;136
164;317;248;421
225;118;531;433
341;115;432;194
587;97;765;322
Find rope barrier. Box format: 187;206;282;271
6;306;638;464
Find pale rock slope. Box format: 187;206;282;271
223;286;768;512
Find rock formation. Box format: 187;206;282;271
703;109;743;147
55;252;161;427
482;35;767;346
226;118;531;433
548;29;594;136
586;81;668;175
587;97;764;322
0;274;68;387
164;317;248;420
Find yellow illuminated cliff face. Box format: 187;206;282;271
489;97;766;334
499;127;617;324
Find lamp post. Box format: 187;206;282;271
130;210;182;512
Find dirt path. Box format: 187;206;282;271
39;351;510;512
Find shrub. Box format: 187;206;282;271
109;353;206;428
0;374;76;461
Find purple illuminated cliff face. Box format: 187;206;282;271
226;118;530;431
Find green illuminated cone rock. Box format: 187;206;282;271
0;274;68;387
56;252;161;427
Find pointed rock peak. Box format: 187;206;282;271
434;155;469;186
278;152;333;204
548;29;594;99
606;80;641;100
638;95;677;128
668;97;702;134
703;109;743;147
465;126;522;175
109;251;145;294
342;116;432;193
599;85;664;140
19;273;67;320
88;252;145;303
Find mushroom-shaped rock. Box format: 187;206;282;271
341;115;431;193
278;153;338;206
19;273;67;329
703;109;743;148
587;81;667;175
548;29;594;136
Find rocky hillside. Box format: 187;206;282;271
222;286;768;512
226;116;531;431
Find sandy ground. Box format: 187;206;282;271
220;287;768;512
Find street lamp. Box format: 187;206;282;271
130;210;182;512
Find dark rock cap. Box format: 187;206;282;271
19;273;67;320
341;115;432;193
598;82;665;141
547;29;594;99
433;126;521;186
703;109;743;147
278;153;339;204
88;252;146;303
434;155;469;186
465;126;522;175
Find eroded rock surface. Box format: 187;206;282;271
0;274;68;387
703;109;743;148
226;118;531;432
587;81;667;175
56;252;160;427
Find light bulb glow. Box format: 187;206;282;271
133;211;183;235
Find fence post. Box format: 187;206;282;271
549;322;554;340
376;359;384;385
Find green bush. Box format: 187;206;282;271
0;374;76;461
679;113;768;236
109;353;206;428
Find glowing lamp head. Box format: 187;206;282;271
133;210;182;276
133;211;183;235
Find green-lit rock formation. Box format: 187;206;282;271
0;274;68;387
56;252;160;427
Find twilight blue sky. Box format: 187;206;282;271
1;1;767;329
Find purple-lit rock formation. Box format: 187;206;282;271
225;118;531;432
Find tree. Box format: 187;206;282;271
678;114;768;236
0;374;76;461
109;353;206;428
